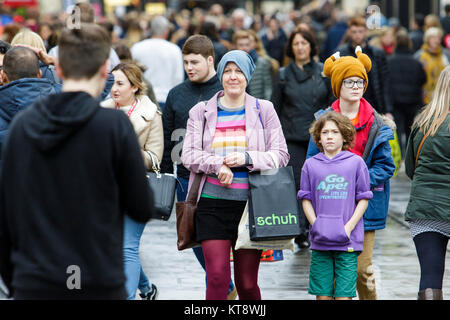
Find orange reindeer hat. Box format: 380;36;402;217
323;46;372;98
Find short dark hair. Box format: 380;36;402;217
182;35;214;60
445;4;450;14
310;111;356;152
58;23;110;80
414;13;425;29
394;30;412;50
285;27;318;60
3;46;40;81
0;40;11;55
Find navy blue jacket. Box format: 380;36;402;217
0;78;62;160
306;107;395;231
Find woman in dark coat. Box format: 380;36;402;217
388;30;426;156
404;66;450;300
271;27;334;248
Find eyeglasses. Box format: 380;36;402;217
342;79;365;89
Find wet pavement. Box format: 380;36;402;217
138;168;450;300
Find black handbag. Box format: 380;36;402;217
147;152;178;221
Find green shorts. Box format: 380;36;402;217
308;250;358;298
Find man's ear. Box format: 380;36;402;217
207;55;214;66
100;59;109;79
55;61;64;80
1;70;9;84
37;69;42;79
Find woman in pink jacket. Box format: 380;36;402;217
181;50;289;300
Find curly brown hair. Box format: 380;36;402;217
309;111;356;152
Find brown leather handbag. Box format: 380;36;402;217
176;173;202;250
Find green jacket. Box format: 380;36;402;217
404;114;450;222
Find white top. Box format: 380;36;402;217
130;38;184;104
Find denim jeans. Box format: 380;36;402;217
177;177;235;294
123;215;152;300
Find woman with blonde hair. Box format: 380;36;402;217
11;28;60;83
414;27;450;104
101;61;163;300
404;66;450;300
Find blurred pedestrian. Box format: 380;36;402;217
414;27;450;105
404;66;450;300
181;50;289;300
199;20;228;69
0;46;61;162
161;34;237;300
299;111;372;300
271;27;334;249
337;16;393;117
409;14;425;53
233;30;273;100
388;30;426;157
48;2;120;73
113;42;160;109
11;29;60;84
101;62;163;300
0;39;11;85
0;23;154;300
307;48;395;300
131;15;184;110
261;16;287;66
441;4;450;36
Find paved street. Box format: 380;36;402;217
139;169;450;300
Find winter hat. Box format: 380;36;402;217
323;46;372;98
217;50;256;85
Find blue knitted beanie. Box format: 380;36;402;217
217;50;256;85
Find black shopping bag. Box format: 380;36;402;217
248;166;301;241
147;171;177;220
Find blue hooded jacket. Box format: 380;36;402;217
0;78;62;160
306;107;395;231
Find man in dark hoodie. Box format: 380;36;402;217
0;23;154;300
0;46;62;161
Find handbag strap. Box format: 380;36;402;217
414;127;432;169
186;173;202;202
184;104;208;202
147;151;161;173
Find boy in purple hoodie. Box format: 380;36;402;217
298;111;373;300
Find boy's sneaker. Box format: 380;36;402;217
139;284;158;300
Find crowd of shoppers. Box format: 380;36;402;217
0;0;448;301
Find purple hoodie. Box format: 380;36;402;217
298;151;373;252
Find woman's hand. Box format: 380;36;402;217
218;165;234;187
223;152;246;167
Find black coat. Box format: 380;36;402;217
337;42;393;114
387;48;426;109
0;92;154;299
271;61;334;143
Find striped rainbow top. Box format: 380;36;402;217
201;101;249;201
